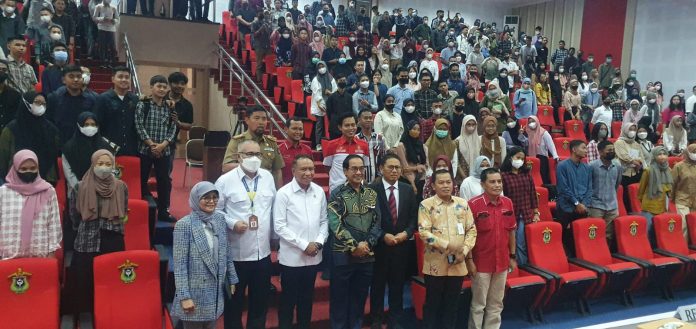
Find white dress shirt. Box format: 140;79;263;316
374;110;405;149
273;179;329;267
459;176;483;201
687;94;696;113
215;167;276;262
382;179;399;212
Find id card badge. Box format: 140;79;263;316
457;223;465;235
248;215;259;230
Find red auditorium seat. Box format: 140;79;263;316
617;185;628;217
668;156;682;168
553;137;572;158
557;107;566;126
274;67;293;104
563;120;586;141
611;121;623;139
652;213;696;269
505;266;548;323
572;219;641;303
115;156;142;200
535;186;554;221
627;184;642;214
55;157;67;216
287;80;305;117
0;258;60;328
524;222;599;314
537;105;556;129
93;250;173;329
125;199;151;251
525;156;543;186
613;216;684;299
687;213;696;246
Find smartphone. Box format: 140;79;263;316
447;254;455;264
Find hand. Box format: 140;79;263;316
230;285;236;295
352;241;370;257
304;242;319;256
632;160;642;168
35;58;41;66
384;233;397;246
395;232;408;244
166;99;176;108
454;252;466;264
446;239;462;254
359;98;369;106
411;183;418;194
532;213;540;223
233;221;249;233
509;258;517;273
575;203;587;215
466;258;477;276
270;238;280;251
324;89;332;96
181;299;195;313
68;43;74;50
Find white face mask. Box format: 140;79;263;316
528;122;538;129
50;33;62;41
30;104;45;116
282;33;290;39
408;72;417;79
82;73;91;86
649;99;656;104
4;6;15;14
627;81;634;86
404;105;415;113
506;122;516;128
381;64;389;71
582;75;588;81
627;131;636;138
678;92;685;98
558;68;564;73
689;152;696;161
318;67;327;74
241;156;262;173
511;159;524;169
93;166;113;179
40;15;51;23
500;73;507;78
433;107;442;115
359;81;369;89
637;132;648;140
79;125;98;137
314;36;321;42
656;85;661;90
349;37;356;42
590;88;598;93
426;53;433;59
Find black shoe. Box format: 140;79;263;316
159;215;177;223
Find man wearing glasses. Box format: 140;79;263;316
328;154;383;329
215;139;276;329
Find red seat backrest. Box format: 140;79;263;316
572;218;613;266
553;137;572;158
115;156;142;200
617;185;627;217
94;250;162;329
614;216;653;259
414;232;425;277
264;55;277;75
124;199;151;251
653;213;689;255
0;258;59;329
563;120;586;141
337;36;349;48
611;121;623;138
668;156;682;169
525;156;543;186
687;213;696;245
526;222;570;274
55;157;66;220
627;184;642;213
537;105;555;127
276;67;293;90
291;80;304;103
557;107;566;125
535;186;553;221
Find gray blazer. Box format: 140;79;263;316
171;214;238;321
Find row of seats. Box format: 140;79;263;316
411;213;696;323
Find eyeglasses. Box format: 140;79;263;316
239;152;262;158
384;165;402;172
348;166;367;173
201;195;219;203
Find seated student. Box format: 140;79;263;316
40;42;69;95
323;112;368;193
0;150;61;260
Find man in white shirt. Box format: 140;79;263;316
499;54;519;86
216;140;276;329
686;85;696;114
273;154;328;329
591;98;614;135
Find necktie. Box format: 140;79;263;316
388;186;398;226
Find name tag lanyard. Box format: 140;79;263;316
242;176;259;213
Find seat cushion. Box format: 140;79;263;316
607;262;640;272
507;275;546;289
559;270;596;284
648;256;681;266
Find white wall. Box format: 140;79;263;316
374;0;510;27
630;0;696;97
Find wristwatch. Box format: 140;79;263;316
509;253;517;260
574;201;579;206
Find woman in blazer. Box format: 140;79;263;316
172;181;238;329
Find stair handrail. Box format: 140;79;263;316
123;33;141;96
216;43;288;140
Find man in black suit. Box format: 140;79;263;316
368;154;418;329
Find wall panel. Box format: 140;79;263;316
512;0;584;55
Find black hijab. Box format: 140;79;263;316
549;72;563;106
401;120;426;165
497;68;510;94
62;112;113;180
463;87;480;118
505;119;523;147
7;91;59;179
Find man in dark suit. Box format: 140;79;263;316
368;153;418;329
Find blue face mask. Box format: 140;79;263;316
54;50;68;63
434;129;448;139
338;58;347;64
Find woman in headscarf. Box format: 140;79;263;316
548;71;564;125
275;27;293;66
480;80;511;133
284;12;296;34
71;149;128;312
636;123;655;163
491;68;510;95
422;155;460;199
653;81;664;106
172;181;238;329
309;30;325;56
463;87;480;118
500;146;539;265
0;91;59;184
502;117;528;151
425;118;468;182
664;115;687;156
400;98;418;126
637;146;673;244
642;91;661;133
459;155;490;200
526;115;559;184
0;150;60;259
309;61;336;147
456;115;482;172
479;116;507;167
396;120;427;196
614;122;645;213
374;94;404;149
476;107;492;135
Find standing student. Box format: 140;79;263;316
356;108;386;184
467;168;516;329
323;113;368;193
368;154;418;329
92;0;118;65
638;146;673;243
671;143;696;240
6;36;37;93
614;123;644;213
167;72;193;174
310;61;337;148
278;117;313;185
555;140;592;255
216;140;276;329
588;141;622;249
274;155;328;329
135;75;176;222
94;66;140;156
47;64;97;146
374;94;404;150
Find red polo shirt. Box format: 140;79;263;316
468;193;517;273
279;140;313;185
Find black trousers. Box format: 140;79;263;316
69;230;125;314
621;173;642;213
556;209;584;257
278;265;318;329
224;256;272;329
537;154;552;185
330;262;374;329
139;153;172;220
423;275;464;329
370;245;408;326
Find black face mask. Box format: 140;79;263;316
604;153;616;161
17;171;38;183
384;103;395;110
337;81;347;88
454;105;464;112
398;77;409;84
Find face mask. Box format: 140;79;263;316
528;122;538;129
604;152;616;161
454;105;464;112
241;156;262;172
554;75;559;81
404;105;415;113
30;104;45;116
79;125;98;137
448;42;455;47
637;132;648;140
558;68;564;73
398;77;409;84
598;130;607;138
648;99;656;104
357;26;363;30
434;129;448;138
40;15;51;23
511;159;524;169
282;33;290;39
82;73;91;85
337;81;347;88
627;81;634;86
359;81;369;89
50;33;62;41
500;73;507;78
384;103;395;110
486;89;500;98
678;92;685;98
17;171;38;183
591;88;598;93
656;85;662;90
93;166;113;179
408;72;417;79
627;131;636;138
689;152;696;161
314;36;321;42
582;75;588;81
338;58;346;65
381;64;389;71
54;50;68;63
349;37;356;42
311;57;320;64
606;58;612;63
4;6;14;14
433;107;442;115
318;67;327;74
506;122;516;128
426;53;433;59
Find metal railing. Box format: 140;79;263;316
216;43;288;140
123;33;142;96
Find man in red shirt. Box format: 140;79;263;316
279;117;313;185
466;168;516;329
322;113;369;193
